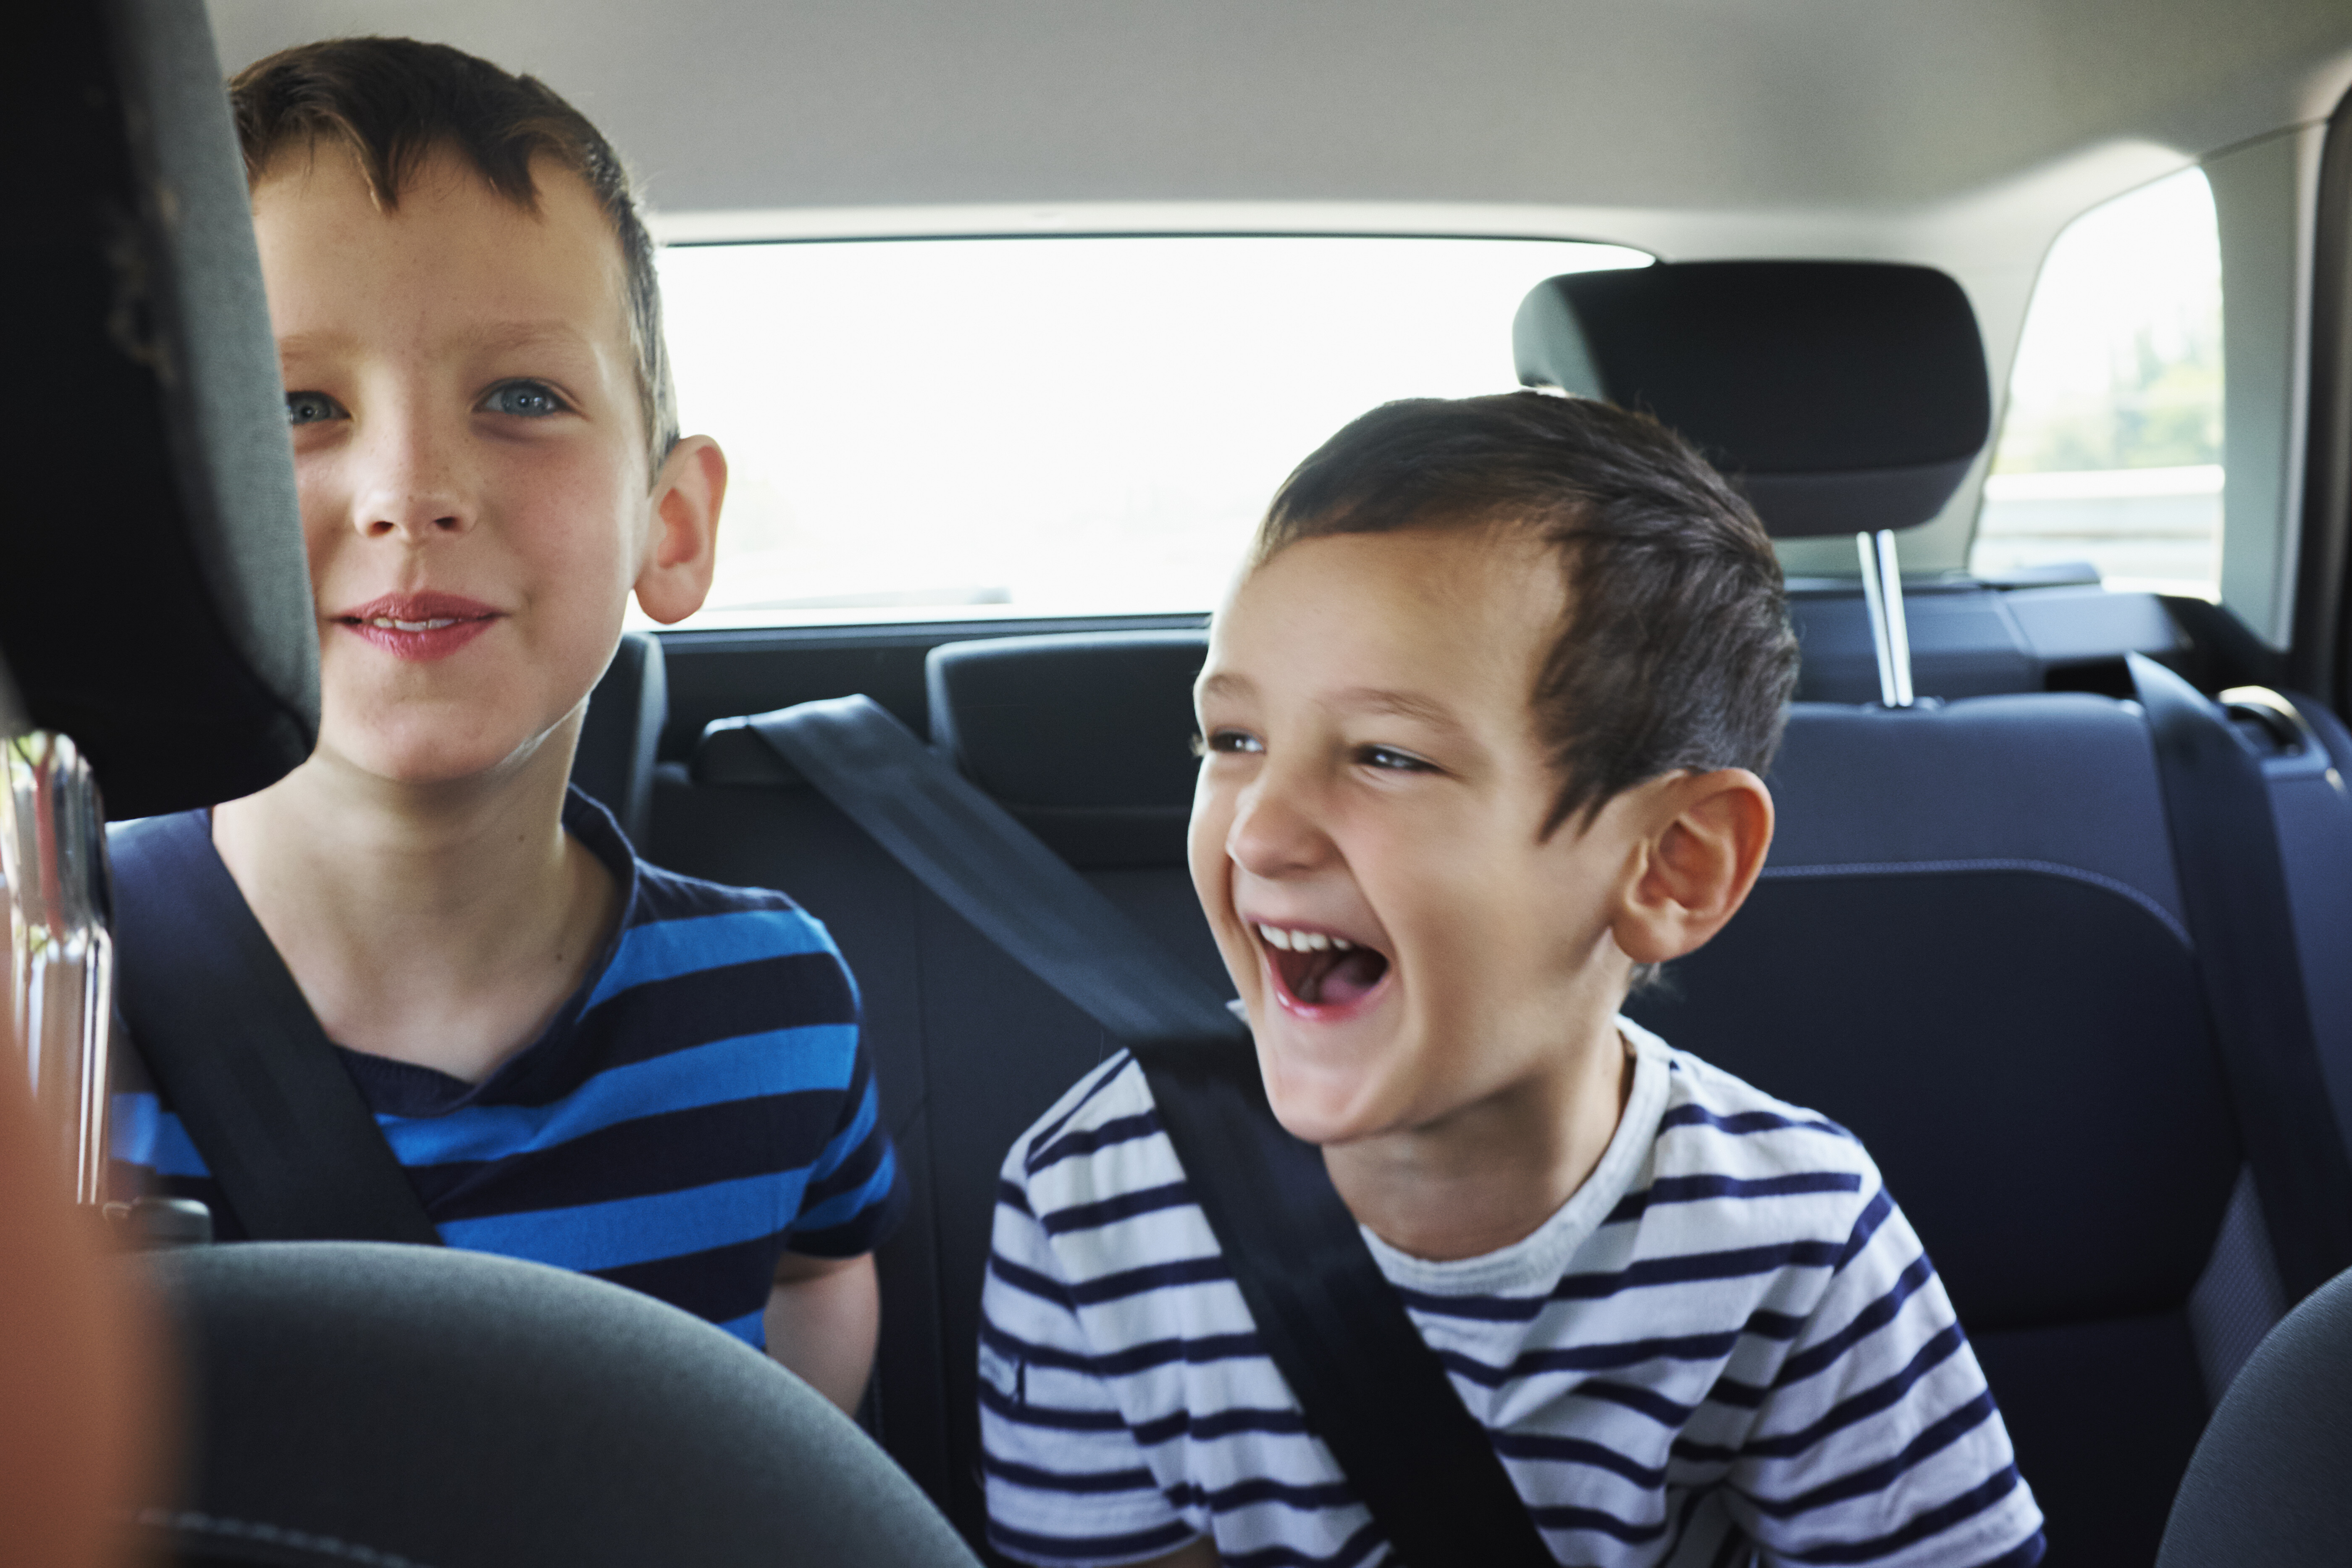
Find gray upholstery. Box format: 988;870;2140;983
3;0;317;818
136;1243;978;1568
2155;1265;2352;1566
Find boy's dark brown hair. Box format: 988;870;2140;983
229;38;677;475
1256;390;1798;838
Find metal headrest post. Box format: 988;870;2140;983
1855;529;1916;708
2;731;115;1206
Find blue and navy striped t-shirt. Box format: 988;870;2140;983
110;790;905;1350
982;1019;2043;1568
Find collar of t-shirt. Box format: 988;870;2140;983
331;786;642;1119
1356;1019;1672;1299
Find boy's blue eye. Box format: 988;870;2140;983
482;381;568;418
1360;745;1435;772
284;391;345;426
1200;729;1263;756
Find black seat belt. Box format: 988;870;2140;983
751;695;1556;1568
2130;654;2352;1301
108;812;443;1246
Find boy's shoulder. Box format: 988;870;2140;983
562;787;853;1017
1634;1020;1879;1184
628;851;822;927
1637;1025;1891;1222
1004;1050;1163;1197
587;855;855;1021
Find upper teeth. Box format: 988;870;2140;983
1257;924;1352;952
369;617;460;631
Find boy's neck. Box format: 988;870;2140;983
1321;1015;1636;1264
209;712;621;1085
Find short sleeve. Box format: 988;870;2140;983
782;1030;906;1257
980;1143;1201;1567
1730;1185;2047;1568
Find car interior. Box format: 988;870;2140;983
9;0;2352;1564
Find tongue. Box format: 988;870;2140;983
1308;948;1388;1006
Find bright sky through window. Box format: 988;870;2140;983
647;236;1647;629
1973;169;2223;595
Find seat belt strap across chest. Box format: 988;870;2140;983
108;811;443;1246
749;695;1557;1568
2130;655;2352;1300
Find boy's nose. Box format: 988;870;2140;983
1226;772;1334;880
356;500;469;541
349;415;477;541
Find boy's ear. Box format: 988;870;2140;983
1613;769;1774;967
633;435;728;625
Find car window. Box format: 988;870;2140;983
642;236;1646;630
1970;169;2224;596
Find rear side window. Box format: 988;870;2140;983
1971;170;2223;596
647;236;1646;630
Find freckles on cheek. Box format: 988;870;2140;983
293;476;345;589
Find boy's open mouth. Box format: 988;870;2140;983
1255;923;1391;1011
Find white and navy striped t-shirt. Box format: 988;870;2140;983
981;1019;2043;1568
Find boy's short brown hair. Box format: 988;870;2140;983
229;37;677;475
1255;390;1798;837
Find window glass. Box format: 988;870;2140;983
645;236;1647;630
1970;169;2223;596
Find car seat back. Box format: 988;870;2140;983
2155;1263;2352;1567
1630;694;2286;1566
135;1242;979;1567
654;633;1213;1555
572;629;669;845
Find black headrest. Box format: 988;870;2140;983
0;656;23;741
1514;261;1992;538
1;0;317;819
927;632;1207;867
138;1243;980;1568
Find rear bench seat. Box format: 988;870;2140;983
641;622;2352;1568
649;633;1218;1559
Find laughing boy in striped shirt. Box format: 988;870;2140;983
980;392;2043;1567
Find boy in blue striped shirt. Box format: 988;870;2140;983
109;38;900;1409
981;393;2042;1564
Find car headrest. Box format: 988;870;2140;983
572;631;669;846
2;0;317;819
1514;260;1992;538
927;632;1207;867
136;1242;980;1568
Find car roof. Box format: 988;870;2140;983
208;0;2352;236
202;0;2352;578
